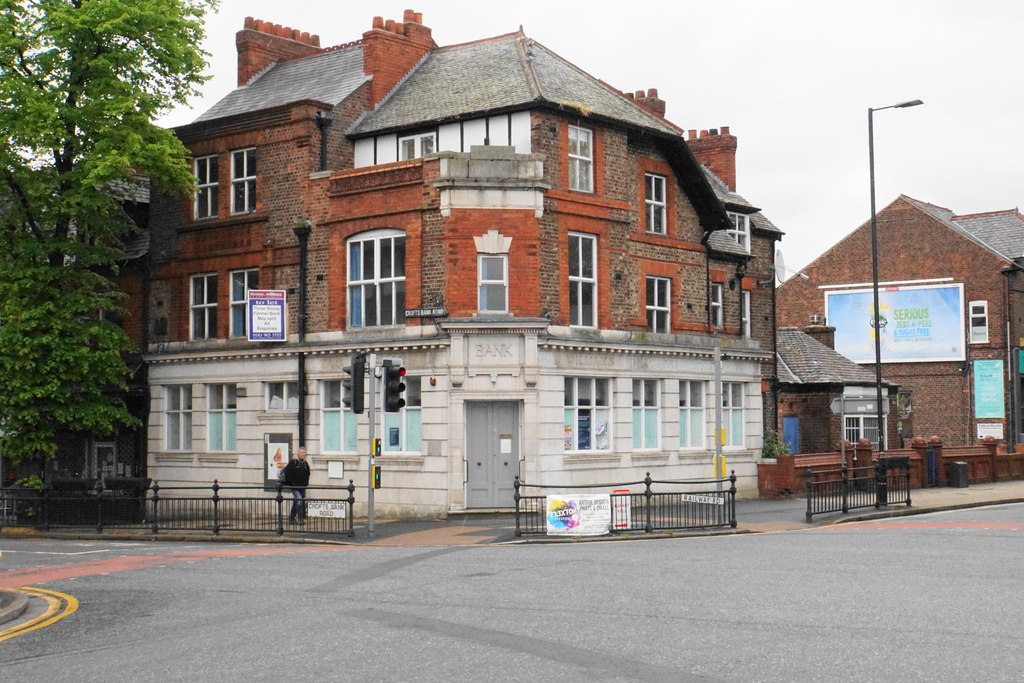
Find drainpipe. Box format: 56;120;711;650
315;112;331;172
293;220;312;448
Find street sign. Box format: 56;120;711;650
307;501;346;518
830;397;889;415
404;307;447;318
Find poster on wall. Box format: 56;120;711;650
973;359;1005;419
825;283;964;363
545;494;611;536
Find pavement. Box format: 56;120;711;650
3;479;1024;624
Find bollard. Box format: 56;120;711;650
212;480;221;535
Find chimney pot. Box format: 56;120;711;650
635;89;644;99
415;12;423;23
710;128;718;136
647;88;658;98
721;125;730;135
385;19;397;32
688;129;697;140
244;16;255;29
625;92;634;99
700;129;709;138
373;16;384;29
404;9;416;22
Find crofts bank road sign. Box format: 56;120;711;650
247;290;287;341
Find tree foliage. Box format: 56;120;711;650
0;0;215;462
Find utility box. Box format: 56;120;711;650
948;461;969;488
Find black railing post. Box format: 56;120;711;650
212;480;220;535
347;480;355;537
728;470;737;528
875;457;887;508
841;465;849;514
41;485;50;531
904;462;912;507
805;467;814;522
95;478;104;533
276;482;285;536
151;482;160;534
513;476;522;537
644;472;653;533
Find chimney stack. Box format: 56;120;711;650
803;322;836;349
362;9;436;109
236;17;322;86
635;88;666;118
686;126;738;191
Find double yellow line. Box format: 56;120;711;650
0;587;78;643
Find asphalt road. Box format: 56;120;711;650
2;503;1023;682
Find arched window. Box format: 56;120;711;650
348;230;406;328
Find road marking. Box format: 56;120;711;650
0;587;79;643
0;545;347;589
18;550;113;556
836;520;1024;531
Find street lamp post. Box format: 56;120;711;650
868;99;923;452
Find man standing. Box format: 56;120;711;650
281;447;311;525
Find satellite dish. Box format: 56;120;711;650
775;249;787;284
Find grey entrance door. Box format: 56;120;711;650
466;402;520;508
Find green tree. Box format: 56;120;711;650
0;0;215;463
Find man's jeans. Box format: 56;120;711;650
289;488;305;522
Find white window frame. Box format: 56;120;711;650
348;230;406;328
741;290;751;338
398;132;436;160
845;414;884;450
321;380;358;453
166;385;193;451
632;379;660;450
383;376;422;453
969;300;989;344
563;377;612;452
722;382;744;448
194;155;218;220
645;173;666;234
710;283;723;328
190;273;217;340
568;125;593;192
231;148;256;214
478;254;508;313
646;276;670;333
266;381;299;411
679;380;706;449
207;384;237;452
230;268;259;338
726;211;750;253
569;232;597;328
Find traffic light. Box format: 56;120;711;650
342;352;366;414
372;465;382;489
383;363;406;412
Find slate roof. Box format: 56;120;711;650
701;167;783;256
901;196;1024;263
776;327;885;385
195;45;369;123
349;32;681;137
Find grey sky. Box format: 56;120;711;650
158;0;1024;276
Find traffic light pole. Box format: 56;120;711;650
367;353;377;535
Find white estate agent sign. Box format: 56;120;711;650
247;290;287;342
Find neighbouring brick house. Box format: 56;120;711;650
776;325;896;454
777;194;1024;450
143;10;783;516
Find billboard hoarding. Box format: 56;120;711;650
825;283;964;363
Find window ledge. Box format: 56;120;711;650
563;452;621;464
153;453;194;464
376;454;425;469
258;412;298;425
197;454;239;464
632;452;670;463
183;211;268;232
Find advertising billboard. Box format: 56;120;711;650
825;283;964;363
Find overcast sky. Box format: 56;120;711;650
158;0;1024;276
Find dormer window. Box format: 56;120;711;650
727;211;750;253
399;132;436;160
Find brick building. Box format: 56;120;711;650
143;10;783;515
777;195;1024;449
776;325;895;455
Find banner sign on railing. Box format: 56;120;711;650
545;494;611;536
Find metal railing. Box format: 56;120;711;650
0;480;357;537
514;471;737;536
805;457;911;522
